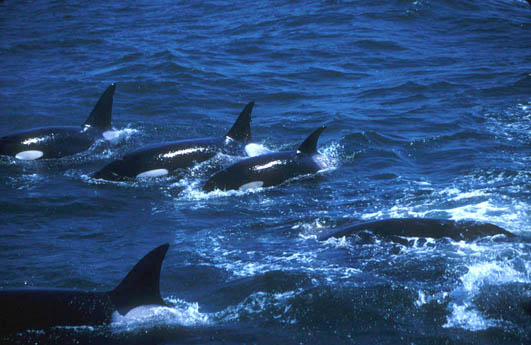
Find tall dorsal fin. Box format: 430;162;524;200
83;83;116;130
109;243;169;315
226;101;254;142
297;126;326;155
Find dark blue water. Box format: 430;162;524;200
1;0;530;344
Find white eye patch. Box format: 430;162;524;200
15;150;44;160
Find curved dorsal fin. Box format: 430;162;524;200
297;126;326;155
109;243;169;315
83;83;116;130
226;101;254;142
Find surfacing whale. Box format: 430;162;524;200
92;101;255;181
0;243;169;335
317;218;515;242
0;84;116;160
203;126;327;192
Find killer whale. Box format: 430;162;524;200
92;101;255;181
0;243;169;335
0;84;116;160
317;218;515;242
203;126;327;192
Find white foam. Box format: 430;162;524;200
136;169;169;178
15;150;44;160
218;289;301;325
444;261;529;331
460;262;527;292
485;101;530;146
318;142;342;168
245;143;272;157
312;154;330;170
323;236;352;249
415;290;448;308
292;218;326;232
415;290;427;307
450;190;488;201
443;303;495;331
175;176;264;202
7;173;43;190
445;201;511;222
102;130;120;141
360;206;431;220
195;235;363;283
102;127;138;143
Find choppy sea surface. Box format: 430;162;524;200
1;1;530;344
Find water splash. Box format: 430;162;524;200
244;143;273;157
444;260;529;331
111;297;210;332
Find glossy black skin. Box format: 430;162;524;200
0;289;114;334
93;100;254;181
0;243;169;336
93;136;244;180
0;126;100;159
0;83;115;160
203;150;322;192
317;218;515;242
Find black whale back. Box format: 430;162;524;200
0;243;169;335
0;289;112;334
0;84;116;159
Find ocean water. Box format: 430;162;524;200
0;0;530;344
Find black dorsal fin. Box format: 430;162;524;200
83;83;116;130
109;243;169;315
297;126;326;155
226;101;254;142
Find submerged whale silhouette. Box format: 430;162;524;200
0;243;169;335
317;218;515;242
522;300;531;316
0;84;116;160
203;126;327;192
92;101;254;181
